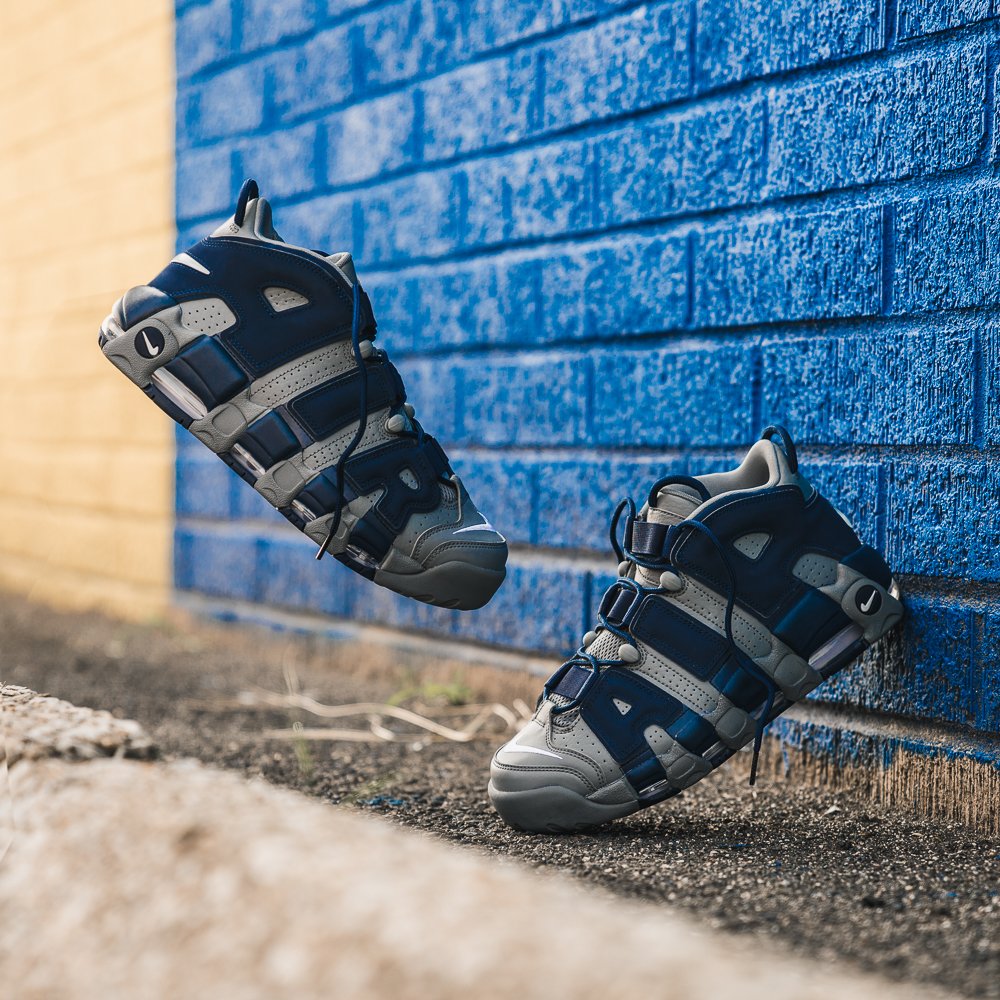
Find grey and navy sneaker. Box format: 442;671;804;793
489;426;902;832
99;179;507;610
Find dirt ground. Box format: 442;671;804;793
3;594;998;999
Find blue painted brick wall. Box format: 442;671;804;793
174;0;1000;744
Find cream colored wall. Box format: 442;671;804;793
0;0;175;617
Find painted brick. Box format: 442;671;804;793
356;171;457;264
977;607;1000;732
464;140;596;248
696;0;881;89
599;97;766;226
175;524;261;601
176;0;233;79
887;460;1000;581
768;47;985;197
760;329;977;446
169;0;1000;758
410;255;539;349
175;451;233;520
696;207;883;328
176;145;235;221
325;91;417;185
591;342;756;447
271;25;353;120
534;454;705;551
893;188;1000;315
540;232;688;341
240;0;316;53
363;271;420;354
896;0;992;41
256;533;346;617
357;1;460;91
541;4;690;132
420;50;536;160
458;0;564;53
392;357;458;442
457;352;589;446
819;594;975;729
188;60;268;143
237;121;318;200
448;556;590;654
980;325;1000;446
275;192;355;253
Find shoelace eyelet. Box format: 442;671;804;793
659;570;683;592
617;560;631;577
385;413;406;434
582;629;598;647
359;339;375;360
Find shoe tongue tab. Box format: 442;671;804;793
210;195;284;241
646;483;704;527
631;484;704;588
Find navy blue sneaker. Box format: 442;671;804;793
100;180;507;610
489;427;902;832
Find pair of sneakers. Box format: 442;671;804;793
102;182;904;833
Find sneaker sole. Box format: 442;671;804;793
488;580;903;833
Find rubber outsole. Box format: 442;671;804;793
489;580;904;833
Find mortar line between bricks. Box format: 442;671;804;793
972;326;987;447
176;13;1000;183
179;163;1000;275
786;699;1000;755
176;0;655;87
384;304;998;367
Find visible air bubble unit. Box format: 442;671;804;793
151;369;208;419
230;443;266;480
808;623;865;676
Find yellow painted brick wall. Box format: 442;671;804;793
0;0;175;617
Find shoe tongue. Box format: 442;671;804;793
211;197;283;241
633;483;704;587
326;251;357;284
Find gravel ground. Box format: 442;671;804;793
3;594;998;998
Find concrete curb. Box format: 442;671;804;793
0;686;958;1000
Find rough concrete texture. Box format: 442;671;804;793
2;594;997;999
1;685;153;765
1;750;952;1000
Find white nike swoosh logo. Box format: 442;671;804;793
500;733;563;760
453;518;503;538
142;331;161;357
860;592;877;613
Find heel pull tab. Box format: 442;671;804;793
234;178;259;227
760;424;798;474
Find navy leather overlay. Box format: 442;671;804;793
630;596;730;682
237;411;301;469
118;286;176;329
347;512;394;562
150;238;371;378
295;469;358;519
289;363;405;441
580;670;692;793
345;437;451;535
772;589;853;659
842;544;893;589
672;487;860;624
162;336;249;410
